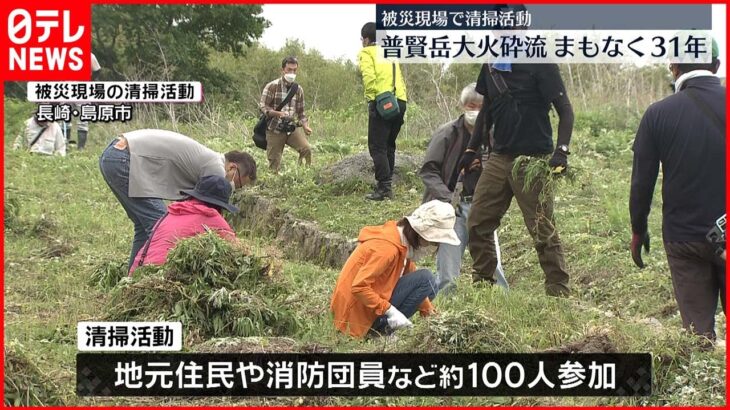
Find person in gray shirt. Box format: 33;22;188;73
99;129;257;269
419;83;508;294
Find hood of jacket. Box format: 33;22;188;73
167;198;221;217
357;220;407;250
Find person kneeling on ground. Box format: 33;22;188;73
128;175;241;275
330;200;460;338
13;115;66;156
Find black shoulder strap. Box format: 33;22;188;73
277;83;299;110
488;66;510;96
685;88;725;134
29;125;47;148
391;62;396;93
136;213;169;268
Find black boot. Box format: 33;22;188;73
77;130;88;150
365;181;393;201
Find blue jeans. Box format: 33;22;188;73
436;201;509;294
99;140;167;270
371;269;438;333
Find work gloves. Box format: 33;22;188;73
385;305;412;330
630;231;650;268
549;148;569;174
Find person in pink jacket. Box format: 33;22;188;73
128;174;242;275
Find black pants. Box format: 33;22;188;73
367;99;407;189
664;241;726;341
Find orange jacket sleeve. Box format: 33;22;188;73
351;246;398;316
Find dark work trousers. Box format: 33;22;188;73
367;99;407;191
664;241;726;341
370;268;437;334
467;153;570;296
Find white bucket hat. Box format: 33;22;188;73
405;200;461;246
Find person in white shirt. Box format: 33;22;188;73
13;116;66;157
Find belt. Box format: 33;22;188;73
461;195;473;203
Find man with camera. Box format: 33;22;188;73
259;56;313;173
630;38;725;344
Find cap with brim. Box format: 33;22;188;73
180;175;240;214
405;200;461;246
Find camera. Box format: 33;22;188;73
275;117;298;135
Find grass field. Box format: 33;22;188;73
3;96;726;406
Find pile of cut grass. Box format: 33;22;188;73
4;340;65;406
106;232;301;343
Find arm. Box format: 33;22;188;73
12;133;24;150
468;65;492;151
419;128;454;202
537;64;572;148
553;94;574;147
358;50;377;100
295;87;308;125
259;82;278;118
351;246;398;316
13;120;30;150
629;111;660;236
214;227;238;243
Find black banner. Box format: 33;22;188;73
77;353;651;397
375;5;712;30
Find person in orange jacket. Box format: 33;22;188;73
330;200;460;338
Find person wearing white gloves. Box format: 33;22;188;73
330;200;460;338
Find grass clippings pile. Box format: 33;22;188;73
106;232;301;343
89;260;127;289
399;308;506;353
192;336;298;353
4;341;65;406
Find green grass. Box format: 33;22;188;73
3;97;725;406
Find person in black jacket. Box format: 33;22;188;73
463;62;574;297
630;40;725;344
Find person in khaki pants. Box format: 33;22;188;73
461;61;575;297
259;56;312;172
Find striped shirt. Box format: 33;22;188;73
259;77;307;131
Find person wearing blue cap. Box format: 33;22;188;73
99;129;257;271
129;175;242;275
630;38;725;345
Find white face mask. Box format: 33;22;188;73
284;73;296;83
464;110;479;126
